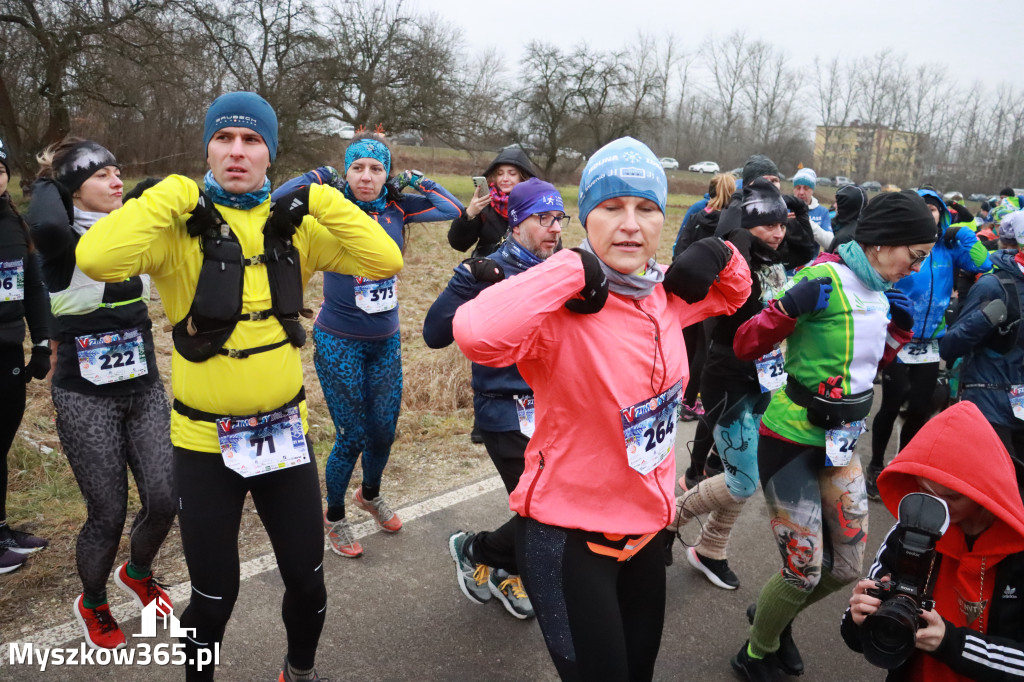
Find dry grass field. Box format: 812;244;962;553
1;147;706;640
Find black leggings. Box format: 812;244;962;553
870;361;940;468
470;429;527;574
174;445;326;681
0;344;26;521
682;322;707;407
991;423;1024;495
517;518;665;681
52;383;176;603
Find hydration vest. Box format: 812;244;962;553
172;202;311;362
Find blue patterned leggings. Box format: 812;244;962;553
313;328;402;513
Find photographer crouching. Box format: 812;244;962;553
842;401;1024;680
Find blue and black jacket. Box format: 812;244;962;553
274;166;463;340
423;238;541;432
895;189;991;343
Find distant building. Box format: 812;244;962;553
814;122;924;184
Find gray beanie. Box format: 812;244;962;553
742;154;780;186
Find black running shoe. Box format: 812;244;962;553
731;641;785;682
746;603;804;676
865;465;883;502
686;547;739;589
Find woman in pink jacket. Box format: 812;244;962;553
453;137;751;680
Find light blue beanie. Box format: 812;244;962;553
793;168;817;189
578;137;667;227
204;92;279;161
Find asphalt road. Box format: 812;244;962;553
5;416;898;681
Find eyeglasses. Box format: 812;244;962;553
905;246;929;267
535;213;571;227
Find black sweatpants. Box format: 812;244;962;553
174;445;326;681
870;361;941;469
682;322;707;408
52;383;176;603
469;429;527;574
0;344;25;521
991;423;1024;496
517;518;666;681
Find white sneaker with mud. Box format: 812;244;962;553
353;489;402;532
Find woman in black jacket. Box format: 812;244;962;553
0;137;50;574
670;179;804;591
447;147;535;257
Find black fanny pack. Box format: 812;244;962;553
173;387;305;423
785;378;874;430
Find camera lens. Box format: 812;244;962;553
862;596;920;669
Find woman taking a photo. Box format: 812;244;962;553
448;147;535;257
29;138;175;650
0;137;50;574
728;191;935;681
277;134;463;559
454;137;751;680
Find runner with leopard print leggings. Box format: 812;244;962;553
28;139;175;650
274;136;462;558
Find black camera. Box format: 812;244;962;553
861;492;950;670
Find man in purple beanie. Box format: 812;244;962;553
423;178;568;620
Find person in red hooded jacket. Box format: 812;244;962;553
842;401;1024;681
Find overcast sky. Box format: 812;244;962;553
416;0;1019;95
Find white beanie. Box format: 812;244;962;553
793;168;817;189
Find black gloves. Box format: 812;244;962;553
982;298;1008;327
778;277;833;317
24;345;50;383
124;177;163;203
461;257;504;283
884;289;914;331
663;238;732;304
784;195;808;217
185;191;224;237
565;248;608;314
268;185;310;238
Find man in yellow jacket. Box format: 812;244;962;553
77;91;403;682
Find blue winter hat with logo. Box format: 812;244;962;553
508;178;563;228
203;91;279;161
578;137;667;227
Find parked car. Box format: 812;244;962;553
338;123;356;140
687;161;720;174
393;130;423;146
729;167;742;178
882;184;901;193
834;176;854;187
862;181;882;192
968;193;989;202
557;147;584;160
660;157;680;170
817;177;835;187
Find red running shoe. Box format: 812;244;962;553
353;489;402;532
74;594;127;650
114;561;172;617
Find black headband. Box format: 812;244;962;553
54;142;119;194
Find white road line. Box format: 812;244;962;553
19;475;504;649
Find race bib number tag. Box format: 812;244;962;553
621;380;682;475
825;420;866;467
515;395;535;438
755;347;787;393
354;276;397;313
75;328;149;385
0;259;25;302
1010;386;1024;422
897;340;939;364
217;405;309;478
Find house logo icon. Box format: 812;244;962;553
134;596;196;638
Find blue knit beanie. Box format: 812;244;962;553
508;178;563;227
203;92;279;161
345;138;391;177
793;168;817;189
578;137;666;227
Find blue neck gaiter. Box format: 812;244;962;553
500;236;545;271
203;170;271;210
343;182;388;214
838;240;892;292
